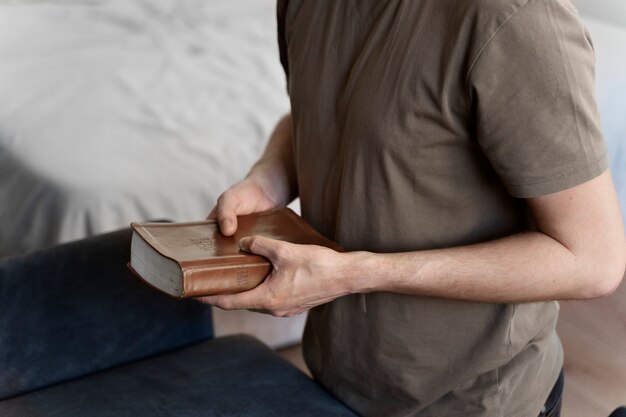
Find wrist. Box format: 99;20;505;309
246;163;294;207
335;250;382;295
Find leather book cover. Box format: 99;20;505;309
130;208;342;297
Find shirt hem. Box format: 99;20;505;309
503;152;609;198
509;335;564;417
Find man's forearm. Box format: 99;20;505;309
343;230;624;303
247;113;298;206
338;172;626;304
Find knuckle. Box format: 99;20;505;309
216;202;227;217
217;298;233;310
274;244;289;259
248;237;260;252
263;292;282;311
217;189;237;208
271;310;287;318
216;193;228;207
197;297;211;305
264;296;277;311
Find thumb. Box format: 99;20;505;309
239;236;284;260
215;194;242;236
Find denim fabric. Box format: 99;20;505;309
609;407;626;417
0;335;358;417
0;229;213;400
538;369;564;417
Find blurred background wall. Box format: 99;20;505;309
572;0;626;27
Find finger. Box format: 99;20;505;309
206;206;217;220
239;235;286;260
215;192;241;236
198;286;267;311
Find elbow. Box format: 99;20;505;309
603;251;626;296
581;249;626;299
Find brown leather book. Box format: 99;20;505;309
128;208;341;298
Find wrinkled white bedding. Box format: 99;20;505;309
0;0;289;257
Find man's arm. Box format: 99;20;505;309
351;170;626;302
201;170;626;316
208;113;297;236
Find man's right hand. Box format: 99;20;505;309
208;177;283;236
209;113;297;236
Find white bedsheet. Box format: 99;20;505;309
0;0;289;257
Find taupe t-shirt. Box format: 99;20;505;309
277;1;608;416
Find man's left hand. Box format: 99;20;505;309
198;236;353;317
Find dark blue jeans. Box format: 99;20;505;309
538;369;564;417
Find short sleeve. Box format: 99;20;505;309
277;0;289;91
468;0;608;198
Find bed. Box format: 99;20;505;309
0;0;291;257
0;1;624;346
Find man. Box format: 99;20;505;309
202;1;626;416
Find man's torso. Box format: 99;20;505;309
276;0;600;415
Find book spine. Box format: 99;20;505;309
181;262;272;298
